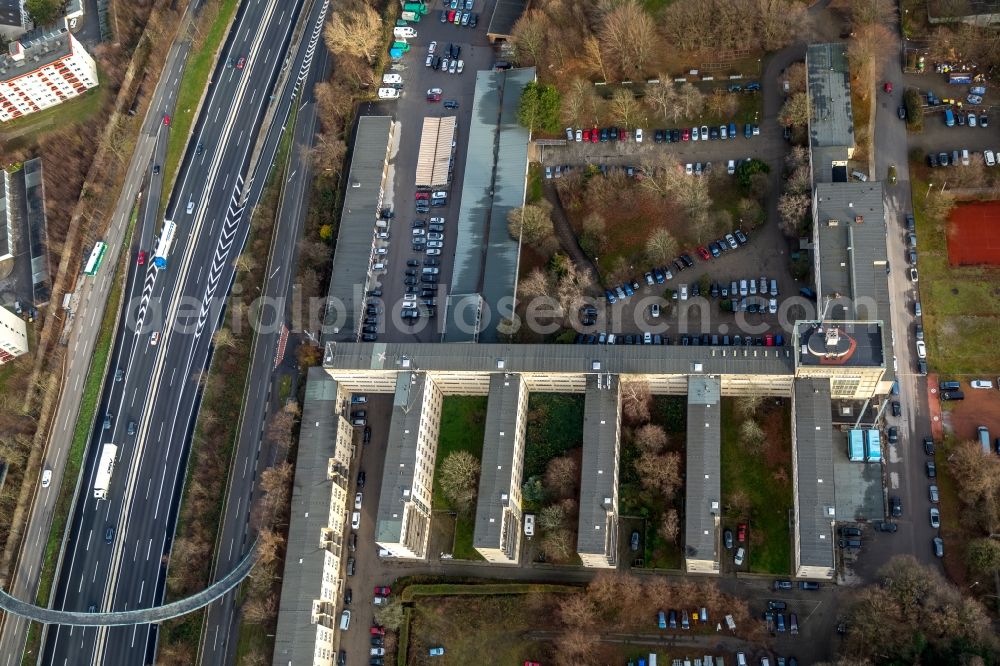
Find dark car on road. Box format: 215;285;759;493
838;526;862;538
890;495;902;517
891;401;901;416
773;580;793;591
875;521;898;533
363;427;371;443
923;437;935;455
357;470;366;488
888;426;899;443
724;529;733;549
926;460;937;478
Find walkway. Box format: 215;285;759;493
0;541;257;627
543;181;599;278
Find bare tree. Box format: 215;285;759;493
558;593;598;629
510;10;550;66
373;597;406;630
620;380;652;425
508;202;558;255
438;451;481;513
786;62;807;94
707;89;738;118
637;451;683;497
735;392;764;420
777;193;811;236
539;501;569;531
583;36;611;82
779;92;810;127
645;229;679;265
518;267;552;300
213;328;237;350
545;455;580;499
323;0;383;65
579;212;608;256
542;528;576;562
598;0;656;77
241;593;277;624
633;424;667;454
659;509;680;543
851;0;894;28
609;88;640;128
675;82;705;120
644;77;676;122
739;420;766;455
847;24;894;99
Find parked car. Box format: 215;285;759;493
933;536;944;558
734;547;745;566
930;507;941;529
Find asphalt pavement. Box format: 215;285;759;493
0;8;195;664
196;0;333;662
38;1;307;664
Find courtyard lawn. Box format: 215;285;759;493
911;171;1000;375
720;398;793;574
432;396;487;510
523;393;585;479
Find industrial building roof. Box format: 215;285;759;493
807;43;855;151
273;368;341;665
415;116;456;187
0;172;10;261
577;374;620;557
684;376;721;566
324;341;796;376
486;0;528;39
473;373;523;549
446;68;532;342
0;23;73;83
792;378;837;571
23;158;50;305
375;372;428;543
324;116;393;341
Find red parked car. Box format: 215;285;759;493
765;334;774;346
737;523;747;543
582;128;591;142
883;81;893;93
681;128;690;141
373;586;391;597
590;127;598;143
371;625;386;636
697;246;711;260
415;191;430;200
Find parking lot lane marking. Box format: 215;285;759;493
889;471;900;489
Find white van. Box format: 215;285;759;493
961;148;970;166
393;26;416;39
382;73;402;85
186;201;195;214
524;514;535;536
339;610;351;630
377;87;400;100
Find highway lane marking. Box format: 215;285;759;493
222;173;230;190
242;455;248;478
146;538;152;561
85;529;92;552
170;367;176;387
213;107;221;124
227;538;233;561
133;540;139;562
130;386;137;408
158;421;165;440
237;129;244;144
130;624;137;649
73;374;80;392
138;580;144;605
146;476;152;499
196;264;204;284
92;562;98;582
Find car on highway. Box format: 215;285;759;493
930;507;940;528
41;469;51;488
163;114;170;126
236;56;246;69
105;526;115;543
150;331;160;346
137;250;146;265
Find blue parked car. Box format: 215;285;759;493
606;289;617;304
622;283;634;297
744;123;752;138
728;122;737;139
746;82;761;91
775;334;784;346
654;269;665;284
657;610;666;629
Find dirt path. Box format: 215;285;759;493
543;181;600;278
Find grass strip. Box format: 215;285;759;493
401;583;580;602
22;202;139;665
159;0;240;218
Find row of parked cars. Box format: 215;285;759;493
563;122;762;144
424;42;465;74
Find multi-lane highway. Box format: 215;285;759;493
40;0;307;663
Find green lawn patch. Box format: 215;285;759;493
720;399;792;575
523;393;584;479
0;85;108;149
432;396;487;510
910;171;1000;375
527;163;543;204
160;0;240;216
452;513;481;560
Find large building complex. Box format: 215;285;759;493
0;20;98;122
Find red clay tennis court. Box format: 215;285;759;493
948;200;1000;266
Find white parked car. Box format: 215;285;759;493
985;150;997;167
635;128;643;143
382;73;402;85
727;159;736;175
377;87;400;99
970;379;994;389
691;126;699;141
685;163;693;175
680;284;688;300
355;492;363;510
734;547;745;566
457;59;464;74
428;40;437;54
351;511;361;529
915;340;927;359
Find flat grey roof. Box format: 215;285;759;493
446;68;532;342
325;116;393;340
473;373;523;549
376;372;428;543
577;374;620;556
792;378;836;570
0;23;72;83
796;321;884;369
812;145;850;184
273;368;341;665
324;342;796;377
807;43;854;150
23;159;50;305
487;0;527;38
684;376;721;564
813;181;893;380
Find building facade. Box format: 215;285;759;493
0;21;98;122
0;306;28;364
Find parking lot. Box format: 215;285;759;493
365;1;497;343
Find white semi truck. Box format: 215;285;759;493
93;443;118;500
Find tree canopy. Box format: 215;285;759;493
518;81;562;134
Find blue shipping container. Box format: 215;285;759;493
865;430;882;462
